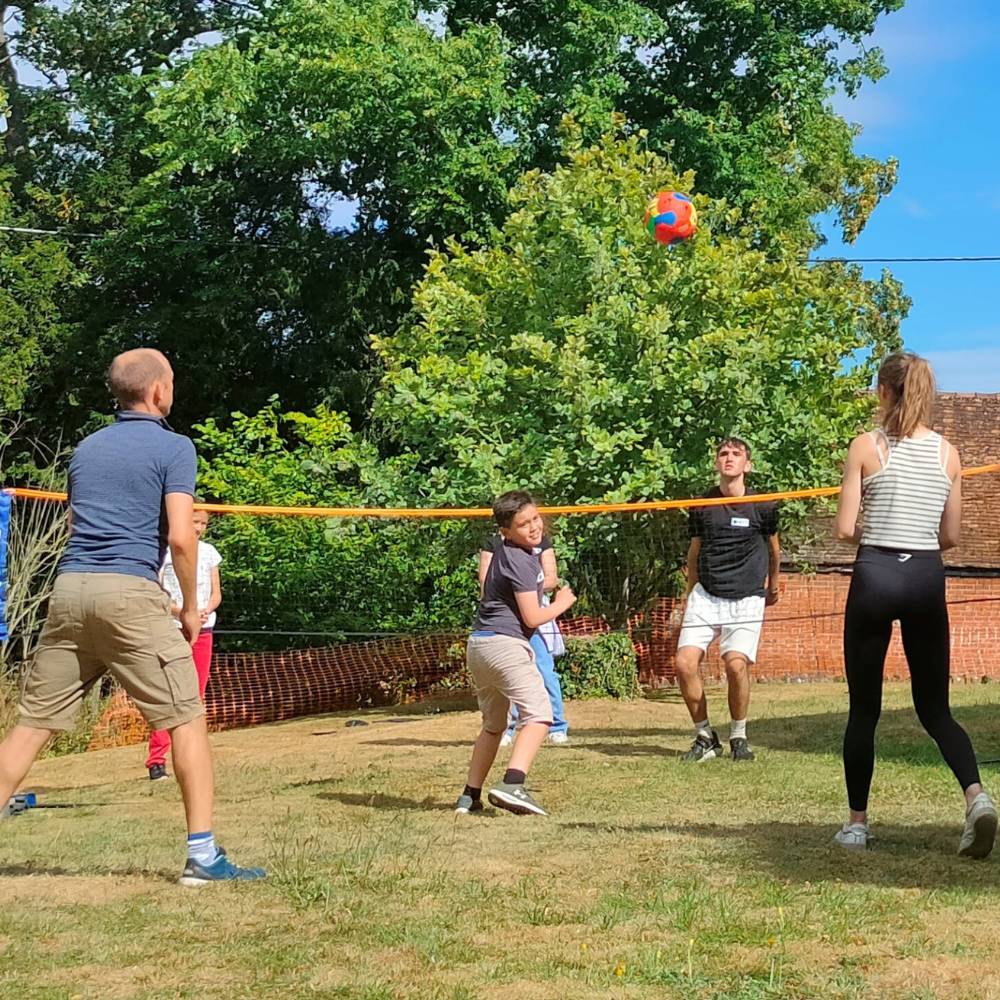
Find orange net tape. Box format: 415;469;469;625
9;462;1000;518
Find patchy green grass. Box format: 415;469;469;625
3;682;1000;999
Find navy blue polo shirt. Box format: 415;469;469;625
59;411;197;582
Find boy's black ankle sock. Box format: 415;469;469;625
503;768;526;785
463;785;481;801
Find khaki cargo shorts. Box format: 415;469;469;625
466;633;552;733
19;573;203;732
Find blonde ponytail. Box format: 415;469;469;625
878;351;936;439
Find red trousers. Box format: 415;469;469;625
145;630;213;768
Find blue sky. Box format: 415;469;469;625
8;2;997;391
825;0;1000;392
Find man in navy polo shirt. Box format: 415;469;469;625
0;349;264;885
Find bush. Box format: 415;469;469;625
556;632;639;701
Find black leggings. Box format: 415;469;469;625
843;545;980;812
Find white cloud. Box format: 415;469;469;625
922;348;1000;393
901;197;929;218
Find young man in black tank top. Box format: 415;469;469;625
675;439;780;762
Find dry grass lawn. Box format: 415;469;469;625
4;681;1000;999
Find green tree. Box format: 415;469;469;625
193;401;480;640
443;0;902;244
0;166;78;425
372;130;907;621
2;0;905;447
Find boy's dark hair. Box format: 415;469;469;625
493;490;536;528
716;436;751;459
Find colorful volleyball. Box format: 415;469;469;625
644;191;697;246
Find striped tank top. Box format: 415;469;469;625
860;430;953;551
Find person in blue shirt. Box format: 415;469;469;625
0;348;264;885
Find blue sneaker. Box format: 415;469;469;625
178;850;266;887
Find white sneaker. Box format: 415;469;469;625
958;792;998;859
548;731;569;745
499;731;514;748
834;822;870;851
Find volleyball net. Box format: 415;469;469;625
3;464;1000;748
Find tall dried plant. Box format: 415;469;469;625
1;426;69;681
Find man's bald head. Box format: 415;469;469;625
107;349;173;411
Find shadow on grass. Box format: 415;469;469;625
576;742;683;758
316;790;457;813
568;703;1000;767
0;863;176;882
359;736;687;758
570;727;688;739
560;819;998;890
361;738;470;748
748;702;1000;766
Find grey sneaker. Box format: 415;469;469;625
454;794;484;814
487;782;547;816
729;737;755;762
499;731;514;748
833;822;870;851
682;730;722;763
958;792;998;859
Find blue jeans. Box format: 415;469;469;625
506;632;568;736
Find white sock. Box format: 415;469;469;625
694;718;712;738
187;831;218;866
730;719;747;741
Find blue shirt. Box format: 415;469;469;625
59;412;197;582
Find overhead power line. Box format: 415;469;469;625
3;223;1000;265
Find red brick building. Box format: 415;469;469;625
645;393;1000;685
805;394;1000;570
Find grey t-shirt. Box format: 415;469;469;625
473;539;544;640
59;411;197;583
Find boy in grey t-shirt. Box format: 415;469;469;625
456;491;576;817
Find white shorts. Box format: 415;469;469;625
677;583;766;663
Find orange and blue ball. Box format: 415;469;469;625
644;191;697;246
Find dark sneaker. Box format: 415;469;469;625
729;738;756;762
178;850;266;887
681;730;722;763
487;782;547;816
454;794;484;814
148;764;169;782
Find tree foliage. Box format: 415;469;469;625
0;165;78;421
1;0;904;444
1;1;913;630
372;129;906;619
193;401;480;638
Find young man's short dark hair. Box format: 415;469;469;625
493;491;536;528
716;437;751;459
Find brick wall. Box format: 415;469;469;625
620;572;1000;686
88;573;1000;749
800;393;1000;569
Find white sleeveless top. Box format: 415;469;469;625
860;430;953;551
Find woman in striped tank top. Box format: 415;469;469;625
833;352;996;857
